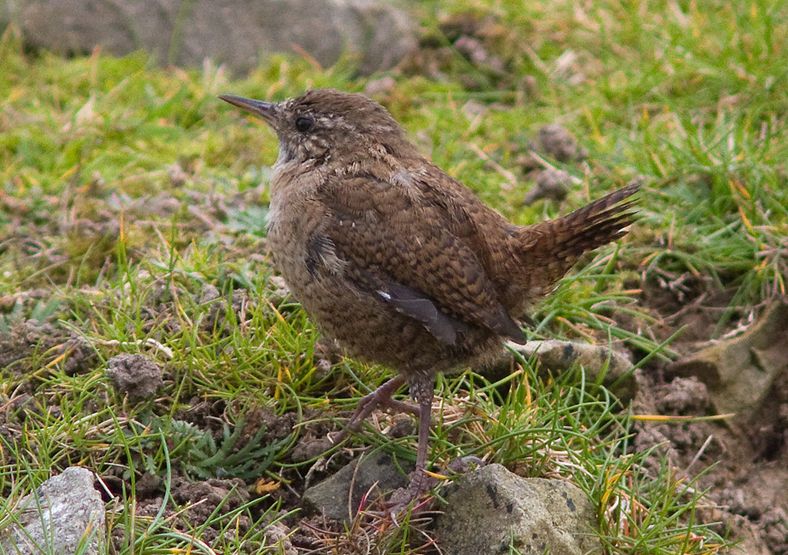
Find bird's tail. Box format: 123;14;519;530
514;182;640;296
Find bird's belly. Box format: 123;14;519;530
267;212;501;375
278;268;500;375
300;275;453;372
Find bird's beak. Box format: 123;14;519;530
219;94;278;126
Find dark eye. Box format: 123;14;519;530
295;115;314;132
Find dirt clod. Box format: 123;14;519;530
291;436;334;463
105;353;163;401
264;520;298;555
524;168;571;205
171;476;250;525
537;124;588;162
0;319;96;375
654;376;710;415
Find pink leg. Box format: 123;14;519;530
331;374;418;444
411;375;435;491
387;374;436;510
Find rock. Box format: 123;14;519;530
434;464;600;555
302;451;412;520
667;299;788;418
492;340;636;401
523;168;571;205
106;353;163;401
5;0;417;76
0;467;106;555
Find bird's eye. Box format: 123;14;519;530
295;115;315;133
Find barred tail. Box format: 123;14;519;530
516;182;640;293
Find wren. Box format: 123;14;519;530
220;89;638;507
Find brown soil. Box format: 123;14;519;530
105;353;163;400
3;278;785;554
629;274;788;555
0;319;97;376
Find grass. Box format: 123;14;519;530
1;0;785;553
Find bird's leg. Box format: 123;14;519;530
411;374;435;489
387;373;436;512
331;374;418;444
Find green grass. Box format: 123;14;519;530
1;0;785;553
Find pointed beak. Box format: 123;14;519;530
219;94;278;125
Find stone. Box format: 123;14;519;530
0;467;106;555
667;299;788;418
492;340;636;401
106;353;163;401
4;0;417;76
434;464;601;555
302;451;412;521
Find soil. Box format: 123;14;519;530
0;319;97;377
2;219;785;554
105;353;163;400
629;273;787;555
633;371;787;554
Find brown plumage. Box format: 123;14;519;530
220;89;638;507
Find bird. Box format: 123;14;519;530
219;88;638;507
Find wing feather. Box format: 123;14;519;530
315;172;525;345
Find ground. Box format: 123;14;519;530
0;1;786;553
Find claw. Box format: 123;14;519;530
330;374;415;445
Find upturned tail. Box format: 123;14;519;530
512;182;640;302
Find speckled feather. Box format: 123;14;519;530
239;89;639;378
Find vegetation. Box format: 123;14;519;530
1;0;784;553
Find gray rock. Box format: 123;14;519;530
493;340;636;400
3;0;416;75
667;299;787;418
435;464;601;555
0;467;106;555
106;353;163;401
302;451;412;520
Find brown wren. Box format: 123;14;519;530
220;89;638;506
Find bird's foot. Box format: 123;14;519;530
385;456;487;516
329;375;417;445
385;470;435;516
445;454;486;474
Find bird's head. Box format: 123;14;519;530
219;89;410;164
